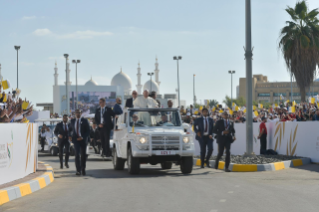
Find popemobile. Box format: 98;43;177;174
112;107;195;174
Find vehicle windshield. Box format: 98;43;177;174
129;110;181;127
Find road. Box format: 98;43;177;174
1;153;319;212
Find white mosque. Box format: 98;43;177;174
37;58;184;114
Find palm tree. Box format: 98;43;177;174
208;99;219;108
279;0;319;101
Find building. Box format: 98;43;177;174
238;74;319;103
37;57;184;114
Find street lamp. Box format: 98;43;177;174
147;72;154;92
72;59;81;109
244;0;254;156
228;70;235;108
173;56;182;107
64;54;69;115
14;46;20;89
193;74;196;107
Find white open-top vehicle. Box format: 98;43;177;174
112;108;194;174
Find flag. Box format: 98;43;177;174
243;108;247;113
212;107;216;112
219;109;224;114
258;103;263;109
280;94;283;100
228;108;234;115
253;105;256;111
254;110;259;117
311;97;315;104
275;103;278;108
293;101;296;106
291;106;296;113
22;101;29;110
1;80;10;90
199;106;203;111
235;106;239;111
232;102;236;107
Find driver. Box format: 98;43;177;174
130;114;144;127
157;114;170;126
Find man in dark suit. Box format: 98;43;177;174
130;114;144;127
54;114;71;169
213;111;235;172
95;98;115;157
125;90;138;108
194;108;214;168
70;109;90;175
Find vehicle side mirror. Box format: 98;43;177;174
118;123;126;130
182;123;190;132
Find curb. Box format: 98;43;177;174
193;157;311;172
0;162;54;206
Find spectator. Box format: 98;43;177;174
257;117;268;155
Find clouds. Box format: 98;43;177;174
32;29;113;39
22;16;37;20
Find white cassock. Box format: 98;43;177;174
133;96;159;108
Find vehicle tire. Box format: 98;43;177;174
51;147;58;156
70;146;75;156
161;162;172;169
113;146;125;170
150;162;158;166
127;147;140;174
180;157;193;174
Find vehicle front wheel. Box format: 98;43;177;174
180;157;193;174
127;147;140;174
113;146;125;170
51;147;58;156
161;162;172;169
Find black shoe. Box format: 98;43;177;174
65;163;69;168
82;169;86;176
76;172;81;175
201;165;205;168
206;162;211;168
225;168;231;172
60;164;63;169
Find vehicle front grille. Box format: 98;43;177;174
151;135;180;150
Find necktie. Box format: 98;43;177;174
226;120;228;128
77;119;79;137
64;124;67;132
205;117;208;133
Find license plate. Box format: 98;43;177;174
155;151;176;155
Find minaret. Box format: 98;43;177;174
65;58;72;85
154;57;160;87
54;61;58;86
136;62;142;94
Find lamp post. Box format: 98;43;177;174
193;74;196;106
173;56;182;107
64;54;69;115
244;0;253;156
228;70;235;108
291;73;293;103
72;59;81;109
14;46;20;89
147;72;154;92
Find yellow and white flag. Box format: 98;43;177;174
258;103;263;109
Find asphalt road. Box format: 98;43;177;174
1;153;319;212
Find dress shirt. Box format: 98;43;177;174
100;106;106;124
75;118;82;137
203;116;209;135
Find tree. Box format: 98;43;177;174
222;96;246;108
208;99;219;108
279;1;319;101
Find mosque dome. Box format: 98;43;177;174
143;80;160;93
85;77;98;86
111;68;132;95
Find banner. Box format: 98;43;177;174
0;123;38;185
194;122;319;163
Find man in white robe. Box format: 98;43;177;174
133;90;158;108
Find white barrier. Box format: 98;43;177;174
0;123;38;185
194;122;319;163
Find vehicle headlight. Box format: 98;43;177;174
183;137;190;144
139;137;147;144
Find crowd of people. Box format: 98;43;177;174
180;101;319;124
0;82;33;123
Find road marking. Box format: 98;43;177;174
219;199;226;203
228;191;234;193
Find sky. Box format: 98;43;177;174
1;0;319;110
